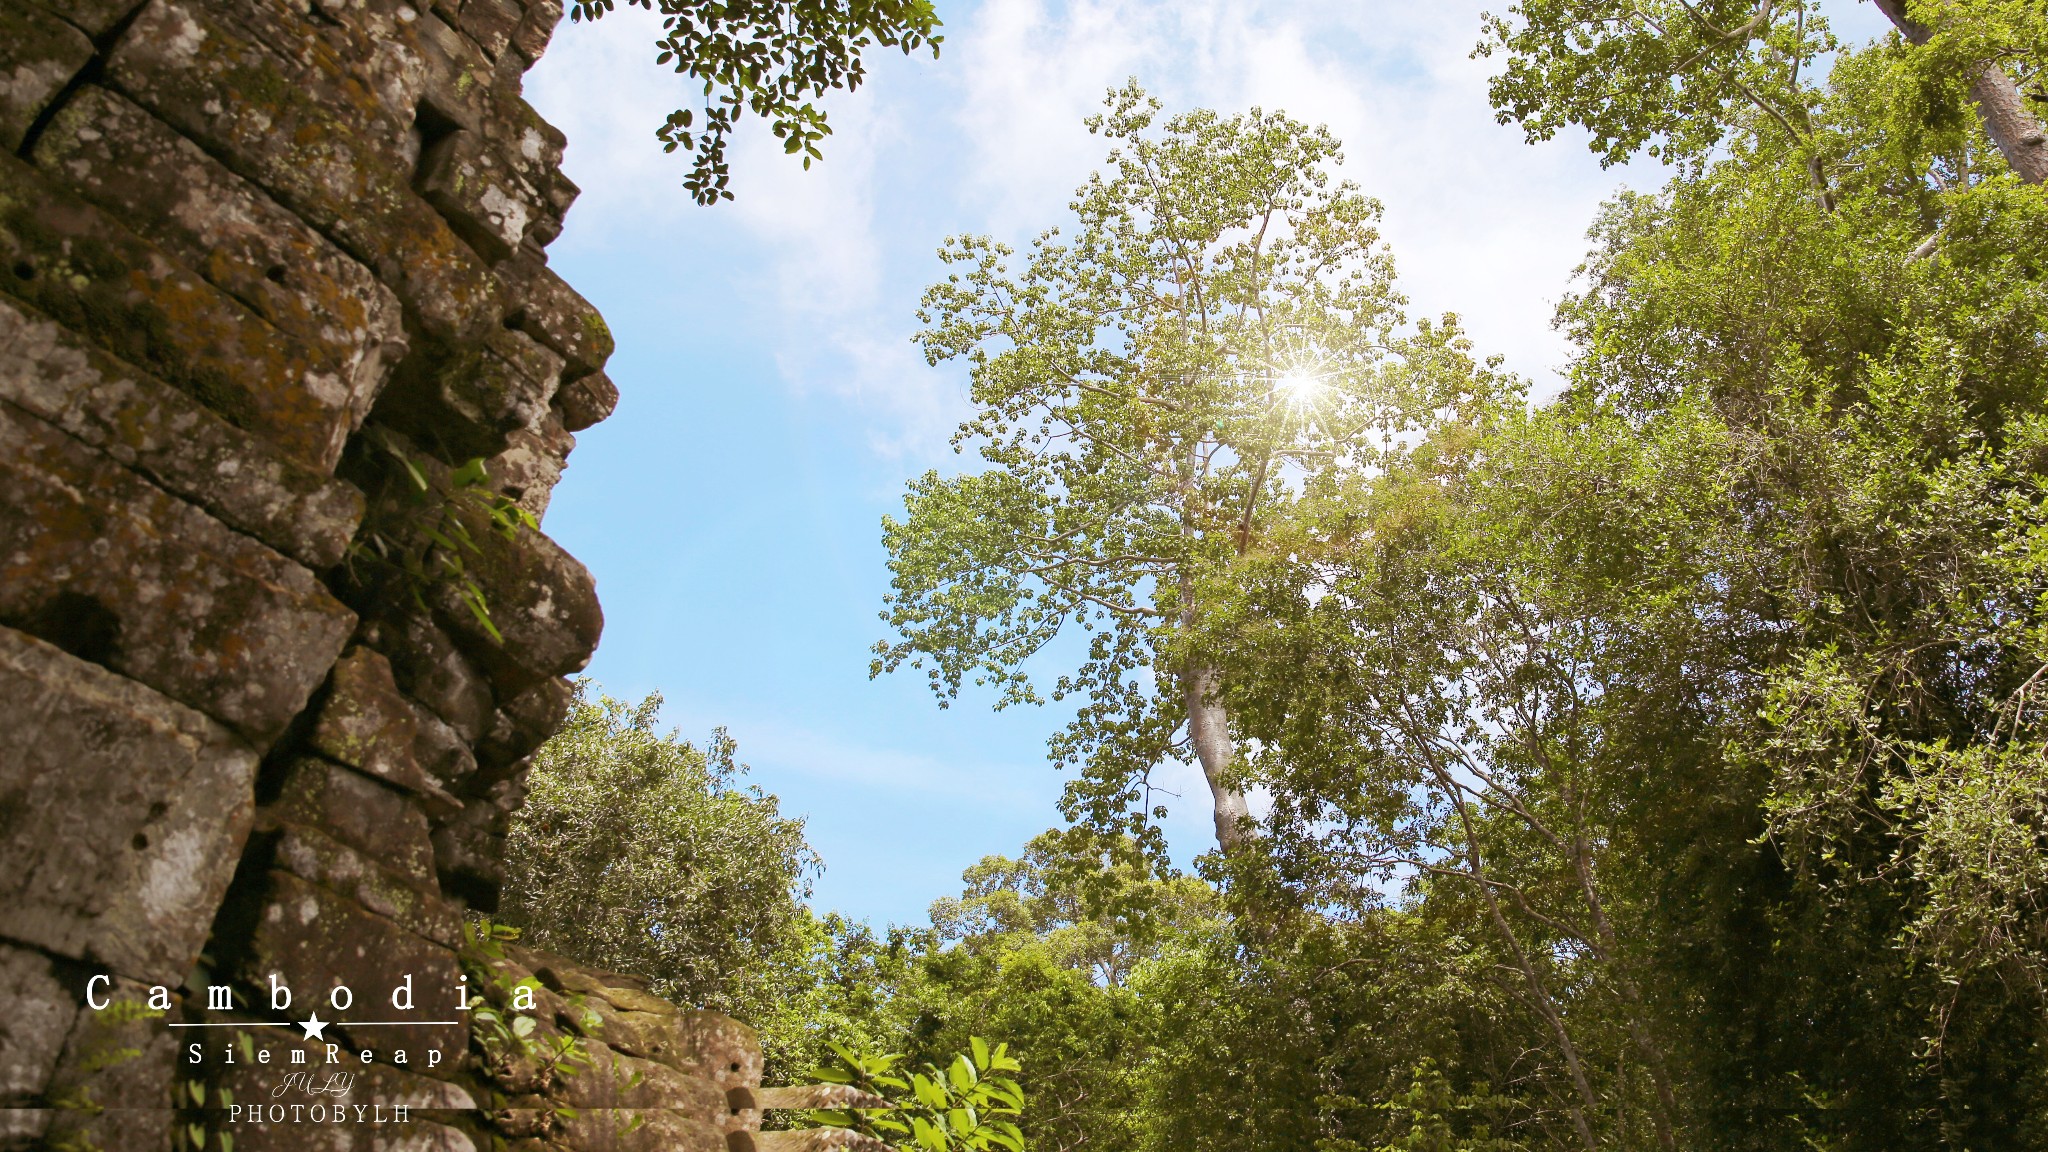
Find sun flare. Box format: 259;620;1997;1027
1275;371;1324;406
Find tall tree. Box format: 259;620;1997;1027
1868;0;2048;182
1219;16;2048;1144
1479;0;2048;197
875;83;1460;850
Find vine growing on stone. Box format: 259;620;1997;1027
344;438;538;644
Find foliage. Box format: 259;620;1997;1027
806;1039;1026;1152
1370;1060;1522;1152
1477;0;1838;170
498;682;824;1076
502;5;2048;1149
862;10;2048;1148
345;436;537;644
877;81;1509;848
568;0;942;204
460;918;592;1101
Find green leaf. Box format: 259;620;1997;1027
451;457;490;488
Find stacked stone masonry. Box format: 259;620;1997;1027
0;0;839;1148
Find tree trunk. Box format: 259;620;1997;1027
1185;663;1252;849
1567;840;1679;1151
1872;0;2048;183
1438;777;1602;1152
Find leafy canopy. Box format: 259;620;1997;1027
568;0;941;203
876;82;1501;845
1478;0;1838;169
499;682;822;1062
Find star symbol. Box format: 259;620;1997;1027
300;1012;328;1042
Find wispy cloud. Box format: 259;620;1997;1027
525;1;1659;883
530;0;1641;451
646;697;1044;806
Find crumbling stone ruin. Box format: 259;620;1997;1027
0;0;851;1148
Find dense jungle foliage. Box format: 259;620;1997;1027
509;2;2048;1147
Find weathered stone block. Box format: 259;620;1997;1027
38;0;141;37
410;700;482;795
104;0;500;344
0;627;257;982
0;943;77;1113
555;1105;725;1152
0;151;369;473
489;413;574;521
432;514;599;697
271;756;441;892
552;999;760;1091
554;1040;727;1119
429;798;507;910
484;97;571;228
525;958;671;1018
0;405;355;742
273;824;465;949
479;326;569;439
752;1085;888;1110
412;7;497;133
500;253;613;377
0;2;93;153
459;0;522;60
33;84;409;426
748;1130;892;1152
477;676;571;772
374;324;565;460
554;369;616;433
41;974;178;1152
418;127;540;263
241;870;466;1059
363;609;495;744
0;292;365;568
509;0;564;64
310;647;436;797
663;1011;763;1090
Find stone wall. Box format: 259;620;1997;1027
0;0;834;1148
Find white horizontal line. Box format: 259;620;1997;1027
166;1020;464;1028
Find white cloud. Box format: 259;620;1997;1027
529;0;1643;446
523;1;1689;871
527;1;1910;442
934;0;1632;395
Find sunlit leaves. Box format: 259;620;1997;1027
804;1038;1026;1152
876;83;1466;846
570;0;941;203
1478;0;1837;168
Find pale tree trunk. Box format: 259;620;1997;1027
1185;663;1252;849
1872;0;2048;183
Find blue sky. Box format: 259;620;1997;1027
522;0;1897;927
